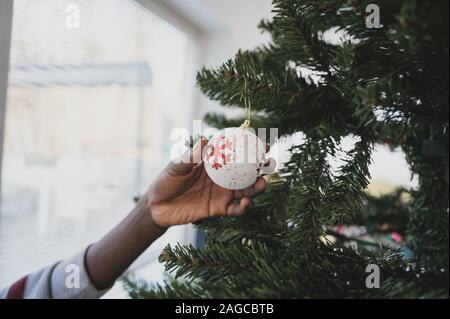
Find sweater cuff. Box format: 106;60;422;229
49;245;111;299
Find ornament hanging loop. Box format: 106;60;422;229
241;78;251;129
241;119;251;129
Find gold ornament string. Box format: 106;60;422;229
241;78;251;129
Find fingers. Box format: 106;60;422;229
226;197;251;216
192;137;208;164
167;138;208;176
233;178;267;199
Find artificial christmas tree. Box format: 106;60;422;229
125;0;449;298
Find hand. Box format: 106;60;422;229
85;138;267;290
144;138;267;228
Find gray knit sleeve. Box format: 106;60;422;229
1;246;111;299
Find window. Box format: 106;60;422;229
0;0;199;288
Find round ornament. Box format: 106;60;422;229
203;127;275;190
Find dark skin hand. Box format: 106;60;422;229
86;138;267;289
149;138;267;227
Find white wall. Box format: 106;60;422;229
161;0;273;119
199;0;274;118
200;0;273;62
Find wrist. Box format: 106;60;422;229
85;193;166;290
134;193;167;237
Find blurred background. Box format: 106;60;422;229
0;0;417;298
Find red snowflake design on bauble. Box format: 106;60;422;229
207;135;232;170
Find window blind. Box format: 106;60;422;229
0;0;196;288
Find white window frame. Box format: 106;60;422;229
133;0;206;251
136;0;205;130
0;0;14;207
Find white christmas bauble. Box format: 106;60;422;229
203;127;274;190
